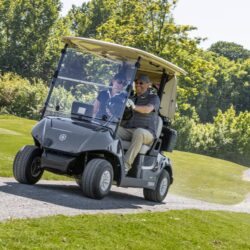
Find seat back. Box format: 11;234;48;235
156;116;163;138
121;116;163;154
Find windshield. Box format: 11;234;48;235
45;48;135;128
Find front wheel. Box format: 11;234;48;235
81;159;113;199
13;145;44;184
143;169;170;202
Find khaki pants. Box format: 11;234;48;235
117;127;154;167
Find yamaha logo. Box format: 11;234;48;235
59;134;67;142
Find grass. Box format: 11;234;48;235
0;115;69;180
0;210;249;249
0;114;250;204
0;115;35;176
169;151;250;204
0;115;249;249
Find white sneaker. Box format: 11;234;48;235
124;162;131;175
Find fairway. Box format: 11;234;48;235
0;128;22;135
170;151;250;204
0;115;35;176
0;115;249;204
0;115;69;180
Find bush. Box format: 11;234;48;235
172;113;195;151
188;123;216;154
213;107;250;165
174;106;250;166
0;73;47;119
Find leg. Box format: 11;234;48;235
117;127;134;173
117;126;133;141
125;128;154;166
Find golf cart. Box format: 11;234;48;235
13;37;186;202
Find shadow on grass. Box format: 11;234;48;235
0;180;159;211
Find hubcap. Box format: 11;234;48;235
31;157;42;178
100;170;111;192
159;177;168;196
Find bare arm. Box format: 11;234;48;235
134;104;154;114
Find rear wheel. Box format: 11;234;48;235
143;169;170;202
81;159;113;199
13;145;43;184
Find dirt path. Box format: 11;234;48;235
0;177;249;221
243;169;250;181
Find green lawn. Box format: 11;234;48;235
169;151;250;204
0;115;250;204
0;115;35;176
0;115;69;180
0;210;249;249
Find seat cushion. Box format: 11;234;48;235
120;116;163;154
156;116;163;138
121;140;151;154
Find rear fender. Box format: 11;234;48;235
157;153;173;184
164;161;173;184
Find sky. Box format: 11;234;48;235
61;0;250;50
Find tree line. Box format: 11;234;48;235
0;0;249;165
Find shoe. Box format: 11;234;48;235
124;162;131;175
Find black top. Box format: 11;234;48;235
96;89;127;119
123;89;160;137
96;89;112;118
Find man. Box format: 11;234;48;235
93;73;126;119
117;74;160;173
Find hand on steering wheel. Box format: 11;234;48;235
126;99;135;110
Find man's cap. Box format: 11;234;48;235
137;74;151;84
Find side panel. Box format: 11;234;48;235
41;152;76;173
119;153;172;189
159;76;177;119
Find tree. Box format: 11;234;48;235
0;0;68;81
0;73;47;119
96;0;202;55
67;0;111;37
193;54;250;122
209;41;250;61
174;106;250;166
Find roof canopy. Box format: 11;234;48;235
62;37;187;77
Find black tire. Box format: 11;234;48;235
81;159;113;199
143;169;170;202
13;145;43;184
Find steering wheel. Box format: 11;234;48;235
122;105;133;120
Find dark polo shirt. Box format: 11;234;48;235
96;89;111;118
124;89;160;137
